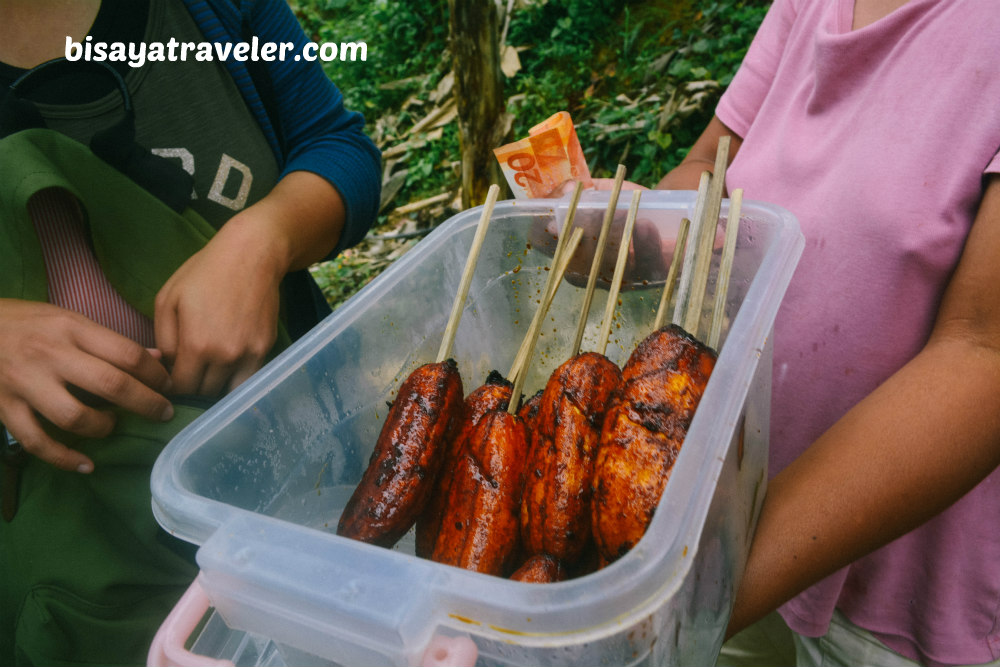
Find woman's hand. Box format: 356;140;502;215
155;170;346;397
531;177;670;288
0;299;174;472
154;210;285;397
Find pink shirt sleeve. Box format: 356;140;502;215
987;150;1000;175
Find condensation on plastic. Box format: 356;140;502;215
150;191;803;667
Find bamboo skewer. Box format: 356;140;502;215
551;181;584;284
437;184;500;363
683;137;731;338
508;227;585;414
597;189;642;356
672;171;711;328
507;186;583;382
707;189;742;350
570;164;627;357
653;217;691;331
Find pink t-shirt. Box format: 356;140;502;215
716;0;1000;664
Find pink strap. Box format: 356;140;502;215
147;577;234;667
147;578;480;667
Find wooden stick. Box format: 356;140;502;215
508;227;584;414
548;181;584;301
683;136;731;338
506;185;582;381
597;190;641;356
437;183;500;363
707;189;742;350
672;170;711;328
570;164;627;357
653;217;691;331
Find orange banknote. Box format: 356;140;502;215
494;112;593;199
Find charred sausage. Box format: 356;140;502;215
431;410;528;575
416;371;513;558
591;324;715;565
520;352;622;563
337;359;464;547
509;554;566;583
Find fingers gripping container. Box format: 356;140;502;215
149;190;802;667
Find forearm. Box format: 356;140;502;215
655;115;743;191
153;170;346;395
656;160;715;191
218;169;346;278
728;335;1000;637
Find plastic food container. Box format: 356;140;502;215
149;190;802;667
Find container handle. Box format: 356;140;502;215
420;634;478;667
147;576;234;667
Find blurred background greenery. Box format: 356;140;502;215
294;0;770;309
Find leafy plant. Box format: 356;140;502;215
297;0;771;307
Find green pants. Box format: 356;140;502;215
0;408;203;666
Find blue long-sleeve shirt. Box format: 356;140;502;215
182;0;381;253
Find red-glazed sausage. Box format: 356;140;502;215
337;359;464;548
431;410;528;575
520;352;622;564
416;371;513;558
591;324;716;565
509;554;566;583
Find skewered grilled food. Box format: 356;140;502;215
591;324;715;565
430;410;528;575
520;352;622;563
416;371;513;558
337;359;464;547
517;389;543;431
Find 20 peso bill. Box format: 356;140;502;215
494;111;593;199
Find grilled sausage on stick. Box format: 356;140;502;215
428;225;585;573
415;371;512;558
337;360;465;546
589;160;740;565
337;186;499;547
519;352;622;563
520;188;640;564
591;324;716;565
430;410;528;575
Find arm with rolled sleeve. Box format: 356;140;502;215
159;0;382;396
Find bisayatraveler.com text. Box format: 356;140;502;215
65;35;368;69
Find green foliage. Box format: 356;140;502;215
504;0;769;184
297;0;771;306
308;245;394;311
292;0;449;114
292;0;459;216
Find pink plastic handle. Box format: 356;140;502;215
147;576;235;667
420;634;478;667
149;577;477;667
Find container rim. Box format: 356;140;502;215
151;190;805;647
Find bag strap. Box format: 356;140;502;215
0;59;194;212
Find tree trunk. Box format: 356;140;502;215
448;0;511;208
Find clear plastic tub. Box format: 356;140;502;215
150;190;802;667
